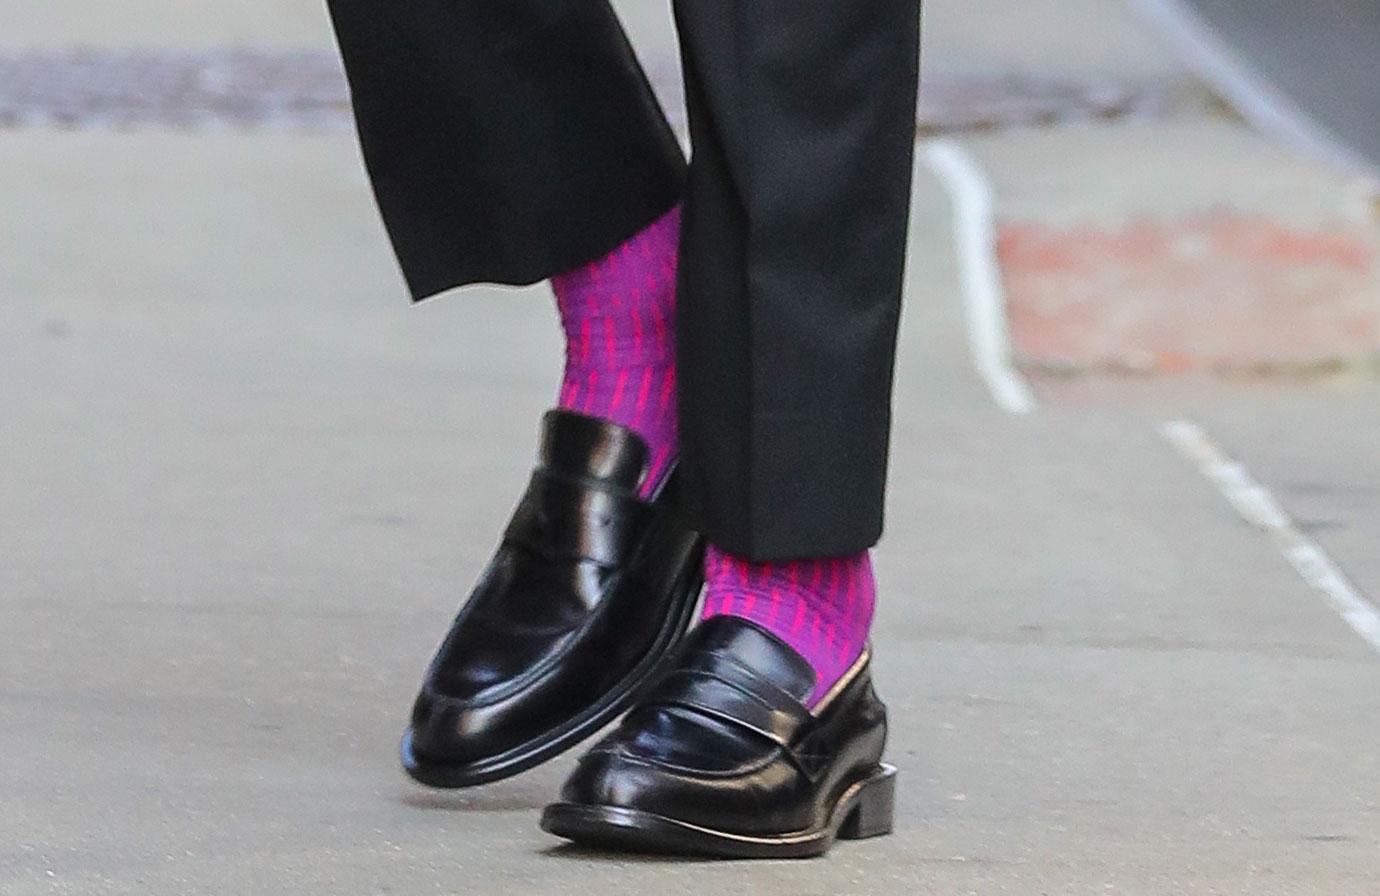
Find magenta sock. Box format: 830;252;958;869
701;546;877;707
550;205;681;497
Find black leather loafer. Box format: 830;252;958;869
400;410;705;788
540;616;896;858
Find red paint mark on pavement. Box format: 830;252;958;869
998;212;1380;373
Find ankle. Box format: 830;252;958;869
701;546;876;706
551;205;682;495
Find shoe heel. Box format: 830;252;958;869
837;765;896;840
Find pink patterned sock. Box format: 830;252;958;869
701;546;877;707
550;205;681;497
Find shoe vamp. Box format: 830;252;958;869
430;551;612;698
617;705;782;776
583;708;815;833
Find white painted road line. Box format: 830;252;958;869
1162;419;1380;654
922;138;1037;416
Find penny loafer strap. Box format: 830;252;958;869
504;470;649;566
642;666;818;778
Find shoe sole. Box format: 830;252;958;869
399;538;705;789
539;763;897;859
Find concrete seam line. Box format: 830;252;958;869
1130;0;1377;181
1161;419;1380;655
921;138;1037;416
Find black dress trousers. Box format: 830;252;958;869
326;0;921;561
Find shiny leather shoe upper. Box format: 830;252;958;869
404;410;704;786
546;615;891;851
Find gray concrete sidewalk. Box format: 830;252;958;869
3;128;1379;894
3;1;1379;893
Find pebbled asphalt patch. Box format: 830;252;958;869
0;48;1186;132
